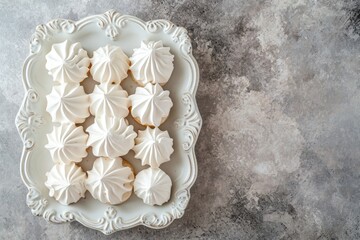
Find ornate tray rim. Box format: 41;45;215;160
15;10;202;234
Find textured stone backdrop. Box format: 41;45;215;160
1;0;360;239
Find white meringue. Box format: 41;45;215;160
134;168;172;206
89;83;130;118
45;123;88;164
129;83;173;127
130;41;174;86
85;157;134;205
133;127;174;168
46;83;90;123
90;45;130;84
45;40;90;83
45;162;87;205
86;117;136;157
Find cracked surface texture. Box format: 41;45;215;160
1;0;360;239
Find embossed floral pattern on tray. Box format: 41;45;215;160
16;10;201;234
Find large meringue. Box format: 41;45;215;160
45;162;87;205
90;45;130;84
129;83;173;127
46;83;90;123
45;40;90;83
134;168;172;206
45;123;88;164
85;157;134;205
130;40;174;86
86;117;136;157
133;127;174;168
89;83;130;118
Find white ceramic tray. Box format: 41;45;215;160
15;10;201;234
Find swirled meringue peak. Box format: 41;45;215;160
45;123;88;164
130;40;174;86
129;83;173;127
45;162;87;205
133;127;174;168
90;45;130;84
134;168;172;206
85;157;134;205
89;83;130;118
46;83;90;123
86;117;137;157
45;40;90;83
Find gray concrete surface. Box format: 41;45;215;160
1;0;360;239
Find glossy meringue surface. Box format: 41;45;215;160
133;127;174;168
130;40;174;86
45;123;88;164
134;168;172;206
90;45;130;84
45;40;90;83
46;83;90;123
85;157;134;205
45;162;87;205
129;83;173;127
89;83;130;118
86;117;137;157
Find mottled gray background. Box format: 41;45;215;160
1;0;360;239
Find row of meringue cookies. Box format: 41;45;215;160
130;40;176;206
85;42;136;207
44;40;90;206
43;40;175;206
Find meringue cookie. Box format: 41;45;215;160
90;45;130;84
133;127;174;168
86;117;136;157
45;123;88;164
130;41;174;86
85;157;134;205
134;168;172;206
45;40;90;83
46;83;90;123
129;83;173;127
89;83;130;118
45;162;87;205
